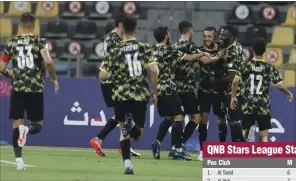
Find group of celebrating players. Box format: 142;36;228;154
0;12;293;175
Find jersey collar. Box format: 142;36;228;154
253;58;265;62
204;44;218;51
226;41;236;50
121;38;136;42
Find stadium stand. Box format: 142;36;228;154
284;70;296;87
0;1;4;15
281;5;296;27
268;26;294;47
5;1;31;17
35;1;59;19
60;1;86;19
0;1;294;83
264;48;284;68
0;19;12;39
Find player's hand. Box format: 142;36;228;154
7;69;14;78
51;79;59;94
288;93;293;102
217;49;226;59
230;97;238;110
152;93;158;105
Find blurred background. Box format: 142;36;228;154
0;1;295;86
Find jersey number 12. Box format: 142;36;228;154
250;74;263;95
126;52;142;77
16;45;34;69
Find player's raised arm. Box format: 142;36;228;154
271;66;294;102
99;52;113;81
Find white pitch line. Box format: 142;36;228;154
0;160;35;167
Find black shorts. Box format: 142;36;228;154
178;92;199;115
157;91;183;117
224;95;243;122
242;114;272;131
114;101;147;128
197;89;226;117
9;92;44;121
101;83;114;108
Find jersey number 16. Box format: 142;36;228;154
16;45;34;69
125;52;142;77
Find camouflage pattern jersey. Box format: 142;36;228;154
101;31;122;84
198;45;225;94
172;40;200;92
100;38;156;102
4;34;48;92
223;41;245;96
234;58;283;116
151;44;185;96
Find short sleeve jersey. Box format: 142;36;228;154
100;39;156;102
223;42;244;96
4;34;47;92
172;40;199;92
101;31;122;84
198;45;224;93
151;44;185;96
235;58;283;116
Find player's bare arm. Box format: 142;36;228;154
40;48;59;93
149;63;159;104
199;49;226;65
230;75;241;109
0;53;14;78
99;68;112;81
182;52;205;61
276;82;294;102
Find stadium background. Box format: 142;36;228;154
0;2;295;180
0;1;295;149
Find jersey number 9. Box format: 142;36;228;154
125;52;142;77
16;45;34;69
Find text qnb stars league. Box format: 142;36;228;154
208;145;296;156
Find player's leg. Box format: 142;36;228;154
90;83;118;156
152;94;174;159
227;96;245;142
241;114;256;141
257;115;272;142
9;92;26;170
213;93;228;142
115;101;135;174
168;92;192;161
182;92;200;144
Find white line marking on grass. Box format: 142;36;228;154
0;160;35;167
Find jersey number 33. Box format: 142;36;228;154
16;45;35;69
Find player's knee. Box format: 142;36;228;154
28;123;42;134
217;118;226;124
191;114;200;124
259;130;268;137
174;115;184;121
201;114;209;124
130;125;142;142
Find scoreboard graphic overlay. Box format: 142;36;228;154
203;143;296;181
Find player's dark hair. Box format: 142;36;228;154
252;37;267;56
204;27;216;33
154;26;169;43
20;12;36;24
122;16;137;35
114;13;126;27
221;25;238;39
178;21;193;34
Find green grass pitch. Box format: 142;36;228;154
0;146;202;181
